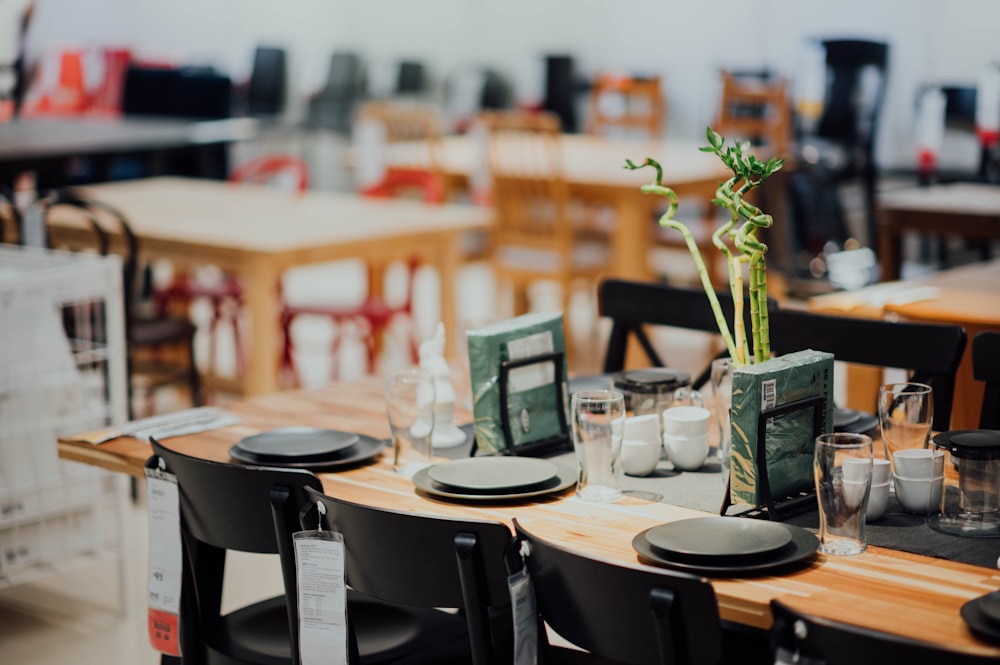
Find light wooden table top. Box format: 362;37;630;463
58;377;1000;658
72;177;493;395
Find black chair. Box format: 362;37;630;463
768;308;967;431
973;331;1000;429
770;599;998;665
598;278;777;388
149;438;321;665
246;46;287;117
799;39;889;250
34;189;201;418
513;519;734;665
307;51;367;133
304;485;516;665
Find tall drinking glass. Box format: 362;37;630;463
385;368;436;477
878;382;933;471
571;390;625;503
814;432;874;556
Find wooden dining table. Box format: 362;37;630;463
69;177;493;395
399;133;730;283
58;377;1000;659
809;259;1000;429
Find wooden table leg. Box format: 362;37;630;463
877;209;903;282
437;234;462;361
614;194;657;368
242;259;282;396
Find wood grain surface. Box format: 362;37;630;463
59;378;1000;657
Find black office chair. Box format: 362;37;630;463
598;278;777;388
246;46;287;117
514;518;743;665
307;51;367;133
973;331;1000;429
768;308;967;431
148;438;321;665
805;39;889;250
34;189;202;418
770;599;998;665
304;486;516;665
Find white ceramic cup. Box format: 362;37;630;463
621;414;662;476
663;432;710;471
867;481;891;521
662;406;711;437
893;472;944;514
843;457;874;483
893;449;944;479
872;458;891;485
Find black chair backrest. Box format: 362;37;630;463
150;437;323;665
39;190;141;319
769;308;967;431
815;39;889;154
514;519;724;665
599;278;777;388
303;485;515;665
973;331;1000;429
770;599;996;665
247;46;287;116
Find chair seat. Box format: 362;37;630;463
206;590;472;665
129;315;197;346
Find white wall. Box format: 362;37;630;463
12;0;1000;168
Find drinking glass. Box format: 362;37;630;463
385;368;436;476
571;390;626;503
814;432;873;555
710;357;735;485
878;382;933;470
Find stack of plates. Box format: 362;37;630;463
632;517;819;575
961;590;1000;644
412;457;575;502
228;427;384;470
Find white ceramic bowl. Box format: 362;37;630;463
867;481;890;521
893;472;944;514
621;437;662;476
623;414;661;444
892;449;944;479
661;406;711;437
872;458;891;485
663;432;709;471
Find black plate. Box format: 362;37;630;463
228;433;384;470
834;408;879;434
979;590;1000;627
961;593;1000;645
632;522;819;576
427;457;559;493
235;427;360;462
643;517;793;561
412;463;575;502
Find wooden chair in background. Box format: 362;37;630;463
482;109;614;357
587;73;665;139
714;71;792;156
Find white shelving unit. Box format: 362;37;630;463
0;246;131;613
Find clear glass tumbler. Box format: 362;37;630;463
571;390;626;503
878;382;933;471
385;368;436;476
814;432;873;555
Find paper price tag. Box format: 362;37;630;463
508;567;538;665
294;530;348;665
145;466;183;657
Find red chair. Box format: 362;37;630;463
279;168;444;385
154;155;309;386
